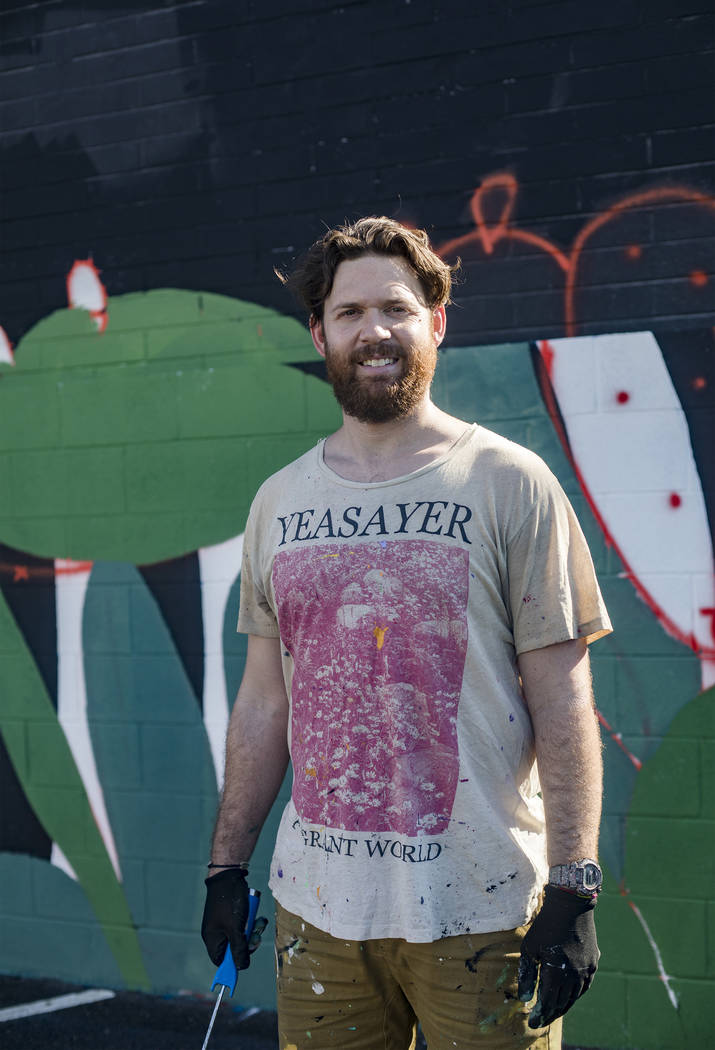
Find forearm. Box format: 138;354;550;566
519;639;603;865
210;635;290;867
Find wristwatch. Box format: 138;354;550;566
548;859;603;896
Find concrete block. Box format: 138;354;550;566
623;737;699;816
64;447;126;516
0;377;61;450
627;975;713;1048
140;724;216;795
626;817;715;898
9;448;68;517
700;740;715;819
82;580;132;653
144;860;206;931
562;970;628;1049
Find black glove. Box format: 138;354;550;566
518;884;599;1029
201;868;251;970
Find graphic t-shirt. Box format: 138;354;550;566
238;424;611;941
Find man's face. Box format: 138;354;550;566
310;254;446;423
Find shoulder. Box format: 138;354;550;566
248;443;322;515
467;426;558;489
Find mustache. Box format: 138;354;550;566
349;344;405;363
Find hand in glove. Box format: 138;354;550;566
518;884;599;1029
201;868;251;970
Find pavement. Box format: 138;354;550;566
0;974;282;1050
0;975;600;1049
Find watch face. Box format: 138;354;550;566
583;863;601;890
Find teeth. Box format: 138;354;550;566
362;358;396;367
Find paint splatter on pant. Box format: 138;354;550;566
275;903;562;1049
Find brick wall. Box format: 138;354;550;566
0;3;713;1047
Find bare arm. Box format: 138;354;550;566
210;634;290;868
518;638;602;864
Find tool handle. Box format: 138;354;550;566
210;888;260;997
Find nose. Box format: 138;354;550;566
358;309;391;343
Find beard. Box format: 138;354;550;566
324;338;438;424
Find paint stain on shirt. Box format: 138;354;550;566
373;624;388;649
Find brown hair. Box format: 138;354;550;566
277;216;459;323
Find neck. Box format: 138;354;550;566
324;398;470;483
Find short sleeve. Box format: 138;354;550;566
236;496;280;638
508;472;612;654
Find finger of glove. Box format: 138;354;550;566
249;916;269;954
579;967;596;998
201;901;229;966
517;951;538;1002
202;929;228;967
528;963;581;1029
229;931;251;971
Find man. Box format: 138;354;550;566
201;217;611;1049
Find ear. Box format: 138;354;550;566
310;316;327;359
432;305;447;348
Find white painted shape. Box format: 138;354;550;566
599;492;713;575
594;331;683;412
55;564;121;880
198;533;244;790
49;842;78;882
542;337;598;413
702;661;715;690
0;989;115;1023
0;325;15;365
67;263;105;312
564;411;697;494
549;333;715;672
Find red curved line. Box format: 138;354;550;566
437;227;569;272
507;229;570;272
565;188;715;336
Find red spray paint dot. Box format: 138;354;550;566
669;493;682;509
692;376;707;391
690;270;708;288
616;390;630;404
625;245;642;260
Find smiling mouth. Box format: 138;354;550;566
360;357;398;368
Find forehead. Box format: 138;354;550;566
327;254;426;307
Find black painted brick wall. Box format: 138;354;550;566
1;0;713;345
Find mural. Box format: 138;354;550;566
0;176;713;1048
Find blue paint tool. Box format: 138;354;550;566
201;888;260;1050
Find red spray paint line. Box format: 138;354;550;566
437;176;715;336
597;710;642;771
1;561;93;583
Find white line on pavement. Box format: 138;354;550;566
0;989;116;1023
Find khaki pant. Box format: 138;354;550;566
275;903;562;1050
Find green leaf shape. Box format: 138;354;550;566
0;587;149;989
433;343;702;880
0;290;340;563
84;560;218;993
0;853;124;986
564;685;715;1050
